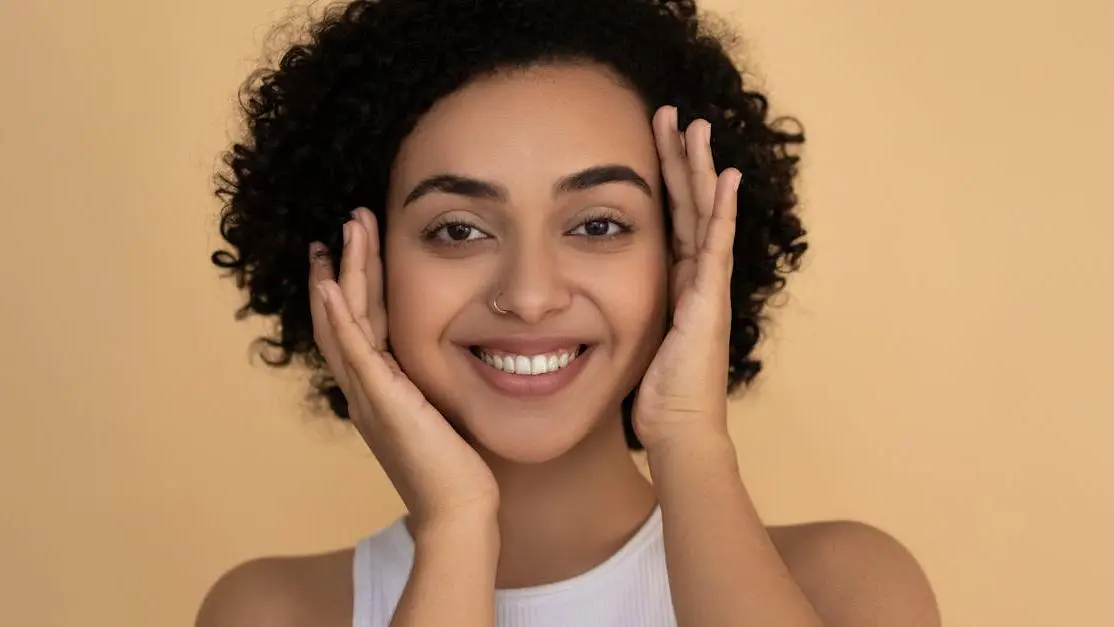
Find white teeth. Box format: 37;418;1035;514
475;346;583;376
515;355;531;374
531;355;548;374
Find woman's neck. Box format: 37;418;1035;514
482;417;658;589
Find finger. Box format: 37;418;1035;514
653;105;698;259
308;243;352;390
317;279;384;435
687;119;719;249
339;217;377;347
697;168;741;292
317;279;397;408
353;208;388;349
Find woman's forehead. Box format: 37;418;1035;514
390;64;659;190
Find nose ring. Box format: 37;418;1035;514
491;291;510;315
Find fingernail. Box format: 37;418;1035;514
342;222;351;245
669;106;679;132
734;171;742;192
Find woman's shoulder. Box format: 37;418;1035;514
766;520;940;626
194;548;355;627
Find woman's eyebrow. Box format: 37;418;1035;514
554;164;652;198
402;164;652;207
403;175;505;207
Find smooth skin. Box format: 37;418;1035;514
197;64;939;627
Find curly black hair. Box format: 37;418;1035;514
211;0;807;450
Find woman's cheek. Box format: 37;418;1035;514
591;248;668;341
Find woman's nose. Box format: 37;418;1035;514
494;239;573;324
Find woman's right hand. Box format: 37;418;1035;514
308;208;500;534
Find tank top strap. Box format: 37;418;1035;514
352;518;414;627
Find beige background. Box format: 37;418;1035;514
2;0;1111;625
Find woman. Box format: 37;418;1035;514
200;1;939;625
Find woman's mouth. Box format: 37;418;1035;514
463;344;594;396
468;344;587;376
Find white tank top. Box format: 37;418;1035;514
351;506;676;627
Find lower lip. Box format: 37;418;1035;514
464;346;593;397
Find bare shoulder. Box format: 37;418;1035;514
766;520;941;627
195;548;355;627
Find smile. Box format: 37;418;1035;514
464;344;594;397
469;345;586;376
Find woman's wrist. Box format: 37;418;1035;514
412;508;501;563
644;425;738;473
393;510;500;627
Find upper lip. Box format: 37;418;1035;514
465;336;591;355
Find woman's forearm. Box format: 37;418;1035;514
390;515;499;627
648;433;823;627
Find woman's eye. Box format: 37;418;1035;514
430;222;488;243
570;218;626;237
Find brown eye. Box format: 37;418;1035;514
445;223;474;241
425;220;490;245
570;217;627;238
584;219;611;236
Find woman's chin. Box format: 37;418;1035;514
461;410;600;466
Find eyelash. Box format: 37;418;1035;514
421;210;635;248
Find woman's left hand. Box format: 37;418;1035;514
633;105;741;453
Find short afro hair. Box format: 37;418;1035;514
211;0;807;450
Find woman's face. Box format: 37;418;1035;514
384;63;669;463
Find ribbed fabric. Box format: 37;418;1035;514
351;506;676;627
